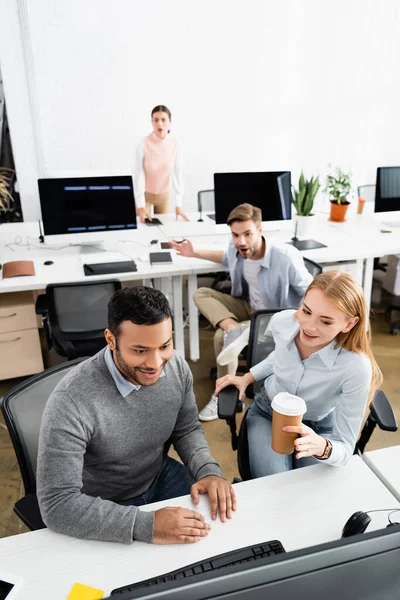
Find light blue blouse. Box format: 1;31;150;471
250;310;373;467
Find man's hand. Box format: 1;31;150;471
169;238;195;257
282;423;327;459
191;476;236;522
138;207;151;224
175;207;190;221
153;507;211;544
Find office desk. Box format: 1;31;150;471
326;212;400;313
0;222;192;360
0;456;398;599
1;215;397;366
364;446;400;502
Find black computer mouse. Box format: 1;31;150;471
44;260;54;266
341;511;371;538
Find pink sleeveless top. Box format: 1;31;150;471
143;133;177;194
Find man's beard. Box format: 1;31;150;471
114;347;166;385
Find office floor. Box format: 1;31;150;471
1;300;399;539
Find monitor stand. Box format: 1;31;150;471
79;242;106;255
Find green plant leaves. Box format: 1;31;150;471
324;167;352;204
292;171;320;216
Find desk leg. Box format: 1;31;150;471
172;275;185;358
188;274;200;362
363;257;374;324
355;259;364;287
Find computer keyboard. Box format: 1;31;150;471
111;539;285;595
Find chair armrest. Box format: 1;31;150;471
14;494;46;531
218;385;240;420
370;390;398;432
35;294;48;316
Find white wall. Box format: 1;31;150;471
0;0;400;221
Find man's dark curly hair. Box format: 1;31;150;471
108;286;172;337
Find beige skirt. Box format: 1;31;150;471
144;192;170;215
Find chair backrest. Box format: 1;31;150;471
0;358;86;495
47;280;121;338
357;183;376;205
303;257;323;279
197;189;215;213
246;309;284;398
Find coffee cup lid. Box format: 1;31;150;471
271;392;307;416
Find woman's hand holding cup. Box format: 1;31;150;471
283;423;327;459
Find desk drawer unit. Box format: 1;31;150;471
0;292;44;379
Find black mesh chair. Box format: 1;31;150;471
36;280;121;360
0;358;87;530
218;309;398;481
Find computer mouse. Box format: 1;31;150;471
44;260;54;266
341;511;371;538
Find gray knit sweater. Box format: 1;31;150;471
37;349;222;544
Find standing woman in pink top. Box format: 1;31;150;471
134;105;189;223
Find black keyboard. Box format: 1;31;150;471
111;539;285;595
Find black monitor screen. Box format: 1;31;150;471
214;172;291;225
38;176;137;235
375;167;400;213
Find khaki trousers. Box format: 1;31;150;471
145;192;170;215
194;287;252;379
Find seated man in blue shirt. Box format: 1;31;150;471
37;287;235;545
170;203;312;421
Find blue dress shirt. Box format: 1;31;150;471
250;310;373;467
222;240;312;309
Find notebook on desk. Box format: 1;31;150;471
83;260;137;276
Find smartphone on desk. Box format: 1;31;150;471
145;217;163;226
161;240;184;249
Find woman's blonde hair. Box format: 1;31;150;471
302;270;382;400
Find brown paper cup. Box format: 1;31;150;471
271;392;307;455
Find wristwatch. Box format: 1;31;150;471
314;438;333;460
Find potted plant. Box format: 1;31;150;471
292;171;320;237
325;167;352;222
0;167;16;221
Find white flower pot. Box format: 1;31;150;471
293;213;318;238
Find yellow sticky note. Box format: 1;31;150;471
66;582;104;600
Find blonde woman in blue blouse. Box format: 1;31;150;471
215;270;382;477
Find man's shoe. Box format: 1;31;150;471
217;323;250;366
199;395;218;421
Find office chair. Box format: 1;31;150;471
35;280;122;360
218;309;398;481
197;189;231;293
197;189;215;222
0;358;87;530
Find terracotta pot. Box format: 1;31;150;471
330;201;350;222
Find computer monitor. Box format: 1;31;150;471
214;172;292;225
38;175;137;246
375;167;400;213
104;526;400;599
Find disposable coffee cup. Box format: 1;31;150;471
271;392;307;455
357;197;366;215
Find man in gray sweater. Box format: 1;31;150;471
37;287;235;545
